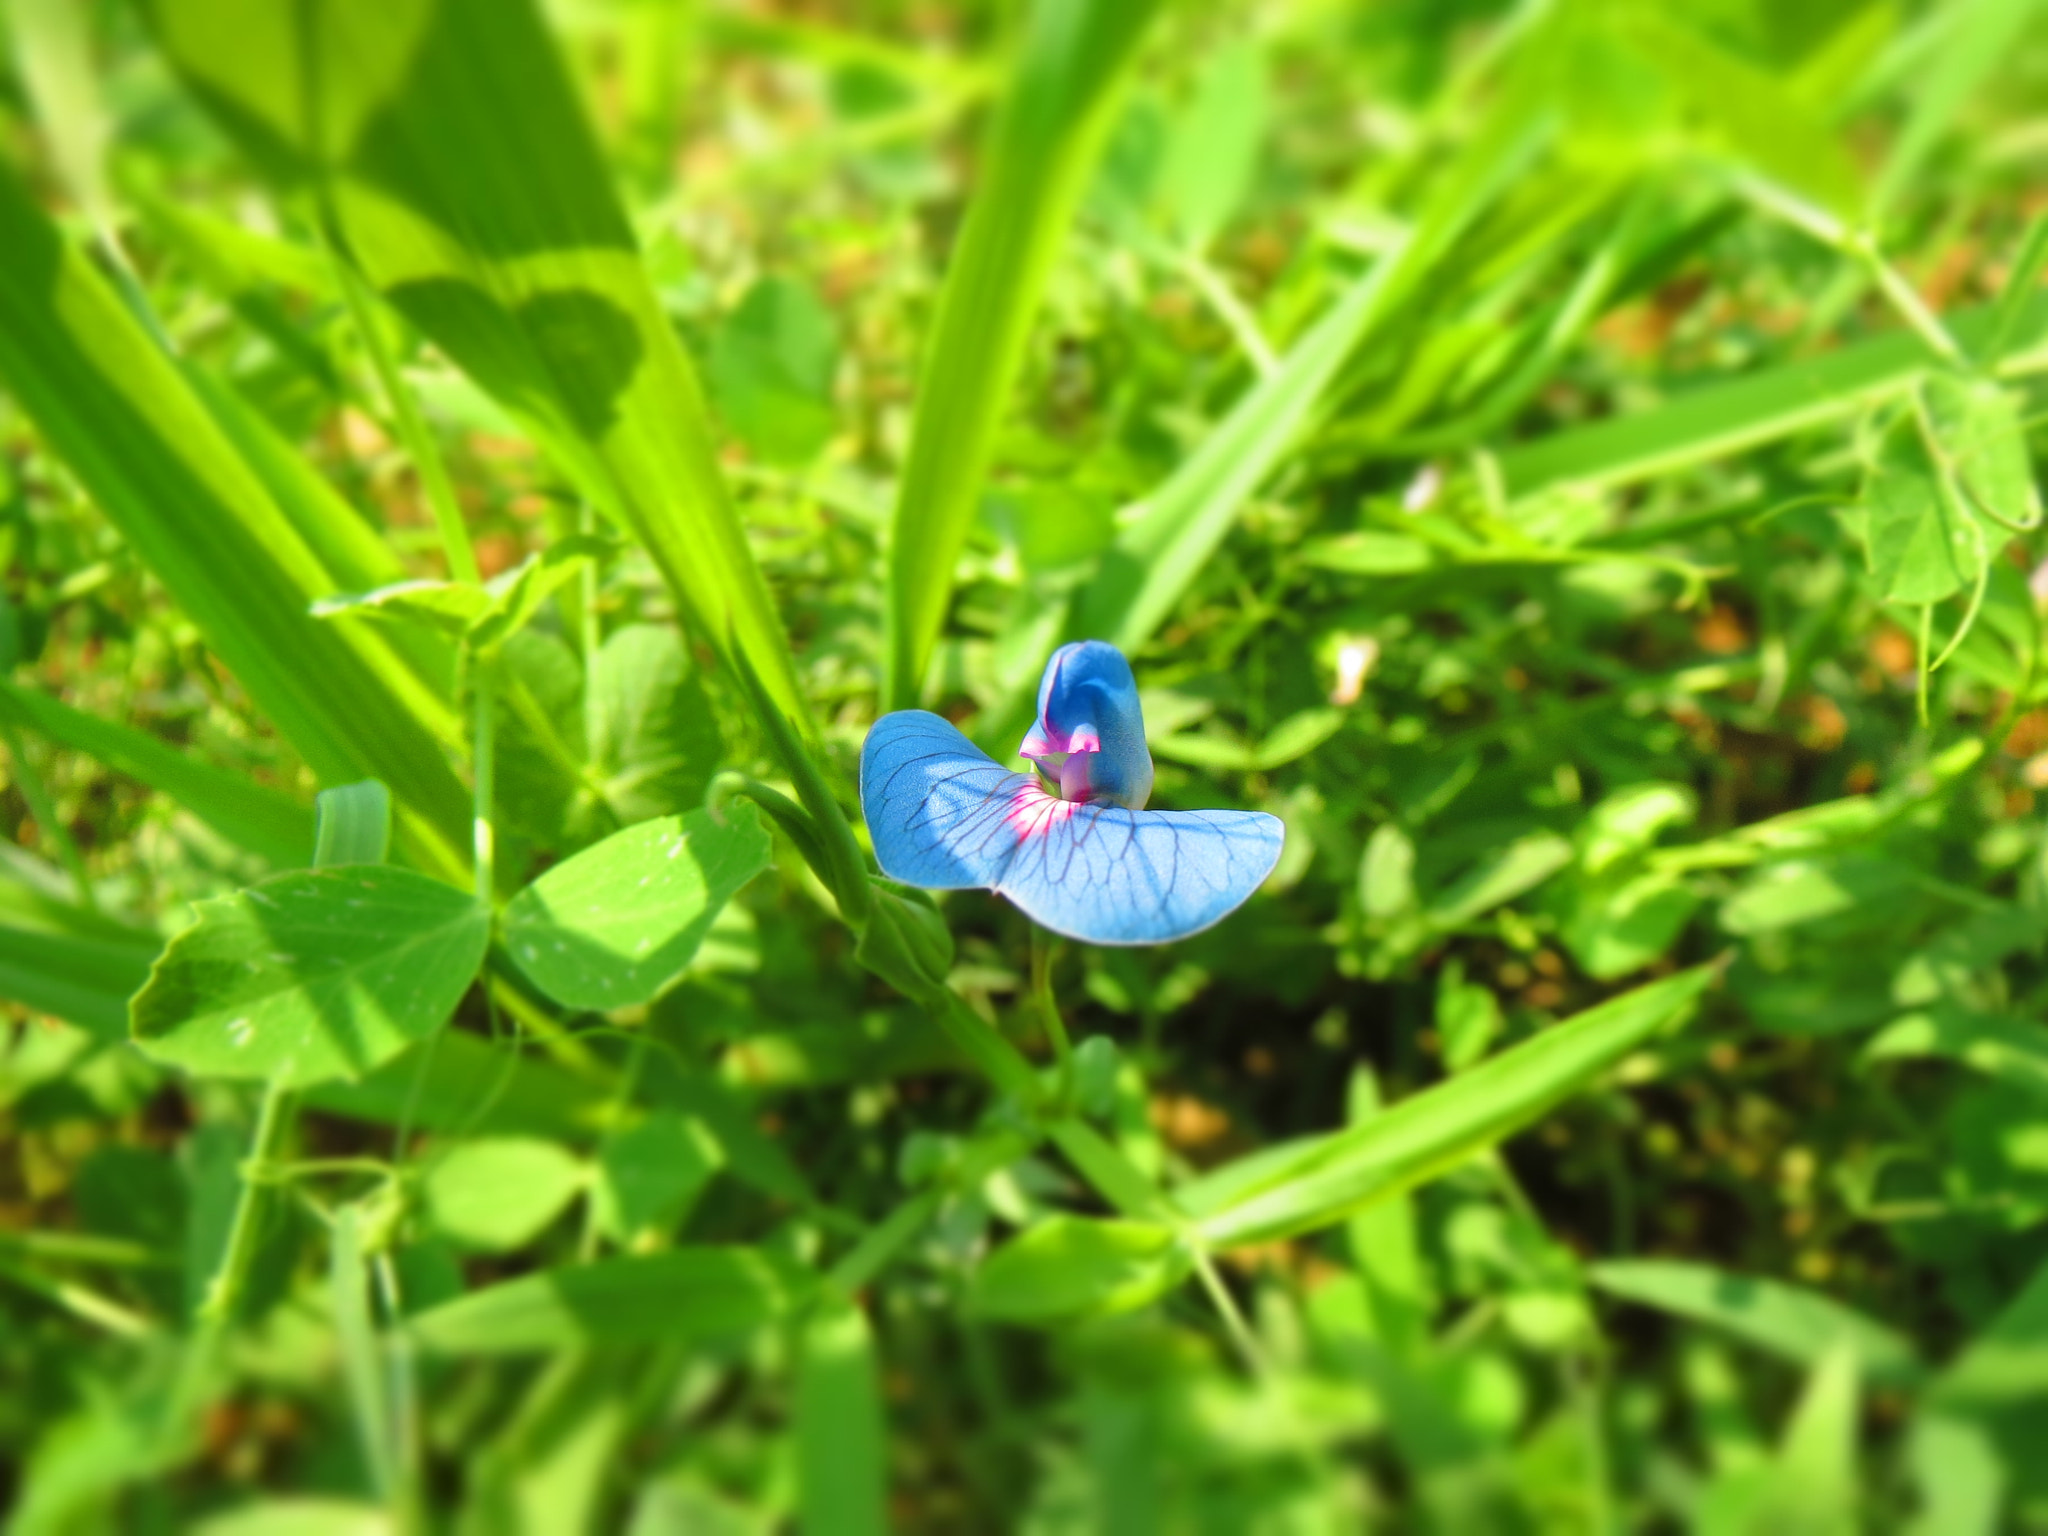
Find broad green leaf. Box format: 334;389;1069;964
1562;872;1699;980
1588;1260;1920;1385
795;1296;889;1536
1618;10;1862;217
1719;856;1914;935
408;1246;808;1353
1925;1255;2048;1416
1193;966;1712;1246
1580;783;1696;875
968;1215;1189;1323
422;1137;587;1252
130;867;489;1087
0;680;312;868
1921;370;2041;531
883;0;1163;707
593;1111;721;1241
1746;1345;1860;1536
1156;39;1265;249
1430;831;1574;928
502;803;771;1011
706;275;839;465
0;166;471;874
587;624;723;824
1360;823;1419;920
313;781;390;868
1862;1009;2048;1102
141;0;813;742
1863;408;1980;605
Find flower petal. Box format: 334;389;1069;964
861;712;1284;945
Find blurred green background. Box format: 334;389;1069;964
2;0;2047;1531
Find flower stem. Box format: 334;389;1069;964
1029;926;1072;1094
471;658;496;904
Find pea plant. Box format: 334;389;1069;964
2;0;2047;1530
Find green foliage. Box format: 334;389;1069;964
2;0;2048;1529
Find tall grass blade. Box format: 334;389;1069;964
881;0;1162;709
0;171;470;873
140;0;813;739
0;680;312;867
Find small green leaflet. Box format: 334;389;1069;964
131;867;489;1088
1861;401;1986;606
968;1215;1191;1323
502;803;771;1010
1920;370;2041;532
408;1246;808;1353
423;1137;588;1252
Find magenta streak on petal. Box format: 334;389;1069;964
1005;781;1079;839
1068;726;1101;753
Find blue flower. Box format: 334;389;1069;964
860;640;1285;945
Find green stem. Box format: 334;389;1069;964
0;1256;156;1337
1030;927;1072;1096
199;1079;292;1324
0;717;96;910
472;658;496;904
1190;1248;1268;1377
329;251;480;586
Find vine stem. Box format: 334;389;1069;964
1029;926;1072;1094
472;657;496;904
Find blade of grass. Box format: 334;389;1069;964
0;168;471;876
141;0;814;743
882;0;1163;709
0;679;313;867
1070;69;1555;654
1189;966;1713;1248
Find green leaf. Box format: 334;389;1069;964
883;0;1164;706
1746;1345;1860;1536
1360;823;1419;920
502;804;772;1011
1862;1009;2048;1103
706;275;840;465
422;1138;587;1252
142;0;814;742
967;1215;1190;1323
1588;1260;1920;1385
1429;831;1574;928
1863;408;1981;605
0;165;472;874
1921;370;2041;531
593;1111;721;1241
1300;531;1437;575
130;867;489;1088
408;1246;808;1353
1191;966;1712;1246
1562;872;1700;980
313;781;390;868
1156;39;1265;249
587;624;723;824
795;1296;889;1536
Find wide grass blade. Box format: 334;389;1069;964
1189;966;1712;1247
140;0;813;741
881;0;1162;709
0;679;312;868
796;1296;889;1536
0;169;470;874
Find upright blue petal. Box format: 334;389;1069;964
1017;640;1153;809
861;712;1283;945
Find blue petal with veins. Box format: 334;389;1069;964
860;706;1284;946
